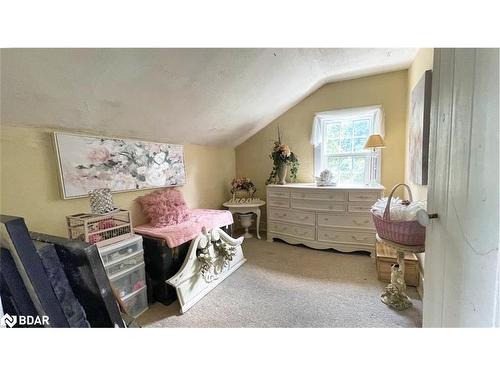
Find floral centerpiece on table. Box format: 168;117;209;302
266;127;299;185
230;177;256;199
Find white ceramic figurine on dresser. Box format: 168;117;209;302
266;183;384;257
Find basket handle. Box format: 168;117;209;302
383;183;413;221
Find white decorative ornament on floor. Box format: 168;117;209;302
167;227;246;314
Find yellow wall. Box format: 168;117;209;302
236;70;408;206
0;126;235;237
404;48;434;203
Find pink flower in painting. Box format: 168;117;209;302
149;143;162;153
88;147;110;163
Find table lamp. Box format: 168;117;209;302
364;134;385;186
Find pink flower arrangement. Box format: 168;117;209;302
277;143;291;157
266;126;299;184
230;177;256;195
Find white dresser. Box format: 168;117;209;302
266;183;384;257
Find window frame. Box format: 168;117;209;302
312;106;383;185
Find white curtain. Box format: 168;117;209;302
310;105;384;146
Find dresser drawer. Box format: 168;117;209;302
291;199;346;212
291;190;347;201
99;235;143;266
317;228;375;246
267;196;290;208
267;188;290;198
105;250;145;277
347;202;373;213
317;213;374;229
268;221;315;241
109;263;146;299
269;208;315;226
348;191;380;202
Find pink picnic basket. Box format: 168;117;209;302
371;183;426;246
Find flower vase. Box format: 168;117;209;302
277;164;288;185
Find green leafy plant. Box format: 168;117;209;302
266;127;299;184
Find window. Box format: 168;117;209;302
311;106;383;185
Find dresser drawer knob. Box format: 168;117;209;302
351;235;367;241
353;219;370;225
294;228;308;236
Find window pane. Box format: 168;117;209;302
327;156;341;183
352;156;367;184
341;121;354;138
340;138;352;153
353;119;370;137
352;137;366;152
326;122;341;139
326;156;370;184
326;138;340;154
339;158;353;183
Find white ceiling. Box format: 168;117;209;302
1;48;417;146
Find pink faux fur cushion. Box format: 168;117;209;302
137;188;190;227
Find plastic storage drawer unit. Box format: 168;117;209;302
99;235;143;265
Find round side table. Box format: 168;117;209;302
222;200;266;240
376;234;425;311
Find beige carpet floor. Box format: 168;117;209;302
136;237;422;328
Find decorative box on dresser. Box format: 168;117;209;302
266;183;384;257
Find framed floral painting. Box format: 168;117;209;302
54;132;186;199
409;69;432;185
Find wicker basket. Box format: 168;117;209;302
371;183;426;246
66;209;133;247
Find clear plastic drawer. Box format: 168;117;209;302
122;286;148;318
105;250;144;278
110;263;146;299
99;235;143;265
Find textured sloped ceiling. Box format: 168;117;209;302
1;48;417;146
